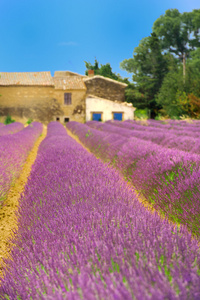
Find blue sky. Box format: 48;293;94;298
0;0;199;81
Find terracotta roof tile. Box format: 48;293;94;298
53;76;86;90
0;72;54;86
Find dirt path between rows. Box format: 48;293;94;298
0;126;47;282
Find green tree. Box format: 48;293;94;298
156;51;200;118
188;48;200;73
156;67;187;118
84;59;130;84
153;9;200;80
4;115;15;125
186;48;200;97
120;33;168;116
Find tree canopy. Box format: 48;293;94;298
120;8;200;119
120;32;168;116
153;9;200;78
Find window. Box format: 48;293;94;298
64;117;70;123
113;112;123;121
56;117;60;121
92;113;102;121
64;93;72;105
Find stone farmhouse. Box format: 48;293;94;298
0;70;135;124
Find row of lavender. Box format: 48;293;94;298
108;120;200;137
130;119;200;133
1;121;200;299
0;122;24;136
0;122;43;207
117;120;200;136
66;121;200;237
86;120;200;154
146;119;200;129
122;120;200;137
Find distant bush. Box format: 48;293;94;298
155;113;170;121
4;115;15;125
134;109;149;119
26;118;33;125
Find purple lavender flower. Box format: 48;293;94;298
0;122;43;206
0;121;200;299
67;121;200;236
0;122;24;136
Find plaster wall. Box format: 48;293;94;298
86;97;135;122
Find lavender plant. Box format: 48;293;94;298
0;122;43;206
0;121;200;299
0;122;24;136
67;121;200;237
87;121;200;154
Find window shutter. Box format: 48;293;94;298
64;93;72;105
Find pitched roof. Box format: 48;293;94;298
53;76;86;90
0;72;54;86
54;71;86;78
83;75;128;87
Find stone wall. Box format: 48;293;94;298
0;86;86;124
84;76;127;102
53;89;86;123
0;77;127;124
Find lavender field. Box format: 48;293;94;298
0;121;200;299
0;122;43;206
0;122;24;136
67;120;200;237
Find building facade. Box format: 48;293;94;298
0;71;135;124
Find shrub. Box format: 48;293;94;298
134;108;149;119
4;115;15;125
26;118;33;125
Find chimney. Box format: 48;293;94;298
88;69;94;77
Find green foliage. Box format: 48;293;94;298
153;9;200;60
153;9;200;79
120;33;167;93
84;59;130;84
124;83;149;109
120;33;168;117
156;64;200;118
85;130;92;138
4;115;15;125
186;50;200;98
26;118;33;125
155;69;185;118
134;109;149;119
109;258;120;273
175;90;190;113
189;48;200;73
